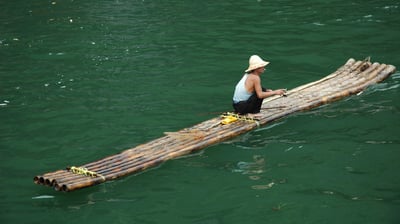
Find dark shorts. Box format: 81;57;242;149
233;88;266;114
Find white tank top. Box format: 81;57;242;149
233;74;253;103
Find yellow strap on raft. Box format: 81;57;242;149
68;166;105;180
221;115;238;124
220;112;260;126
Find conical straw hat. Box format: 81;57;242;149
245;55;270;72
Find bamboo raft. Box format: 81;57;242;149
34;58;396;192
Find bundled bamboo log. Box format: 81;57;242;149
33;58;396;192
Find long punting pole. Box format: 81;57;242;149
34;58;396;192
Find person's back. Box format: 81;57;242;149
233;74;252;103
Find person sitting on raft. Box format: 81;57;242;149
232;55;286;115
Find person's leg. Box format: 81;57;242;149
233;88;267;114
233;101;248;114
246;87;267;113
245;94;263;113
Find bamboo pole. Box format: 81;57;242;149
305;65;390;110
93;135;195;172
262;58;360;106
33;170;67;185
54;134;198;190
56;120;256;191
257;62;391;126
34;58;396;192
261;63;356;114
53;136;183;189
260;62;364;113
274;63;388;115
50;61;394;191
58;121;258;191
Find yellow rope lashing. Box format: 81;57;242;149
68;166;105;180
221;112;260;126
221;115;239;124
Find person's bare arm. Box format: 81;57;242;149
252;77;285;99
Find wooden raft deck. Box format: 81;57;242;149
34;58;396;192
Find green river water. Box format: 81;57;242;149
1;0;399;223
